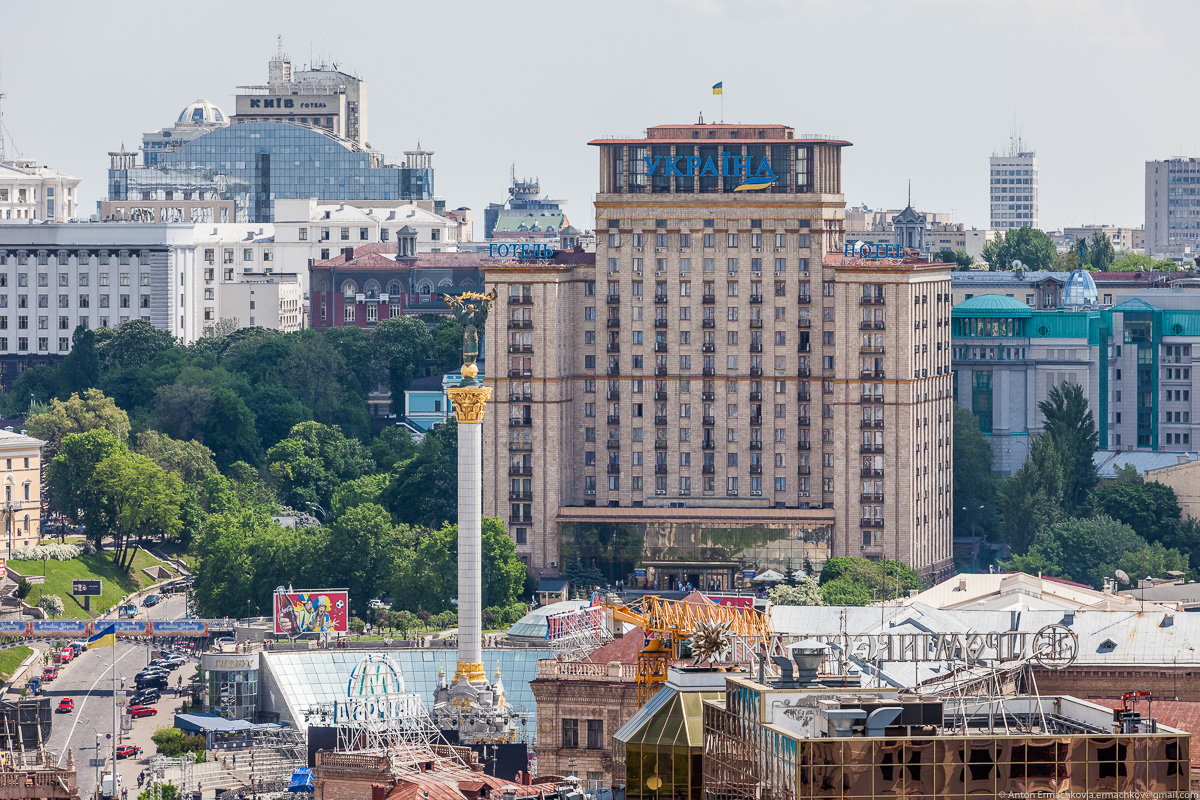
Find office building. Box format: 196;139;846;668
1054;225;1144;253
481;122;954;584
0;158;80;222
1146;157;1200;258
484;173;569;241
951;267;1182;308
952;282;1200;474
989;143;1038;230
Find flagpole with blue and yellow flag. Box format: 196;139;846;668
712;82;723;122
88;622;116;648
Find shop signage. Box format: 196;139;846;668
811;624;1078;670
489;243;555;259
202;653;259;671
642;154;777;191
334;654;423;724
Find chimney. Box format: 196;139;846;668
956;577;967;592
1178;454;1190;465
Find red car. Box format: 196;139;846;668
59;649;73;664
115;745;142;759
128;705;157;718
56;698;73;713
41;667;57;681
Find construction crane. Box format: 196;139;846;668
605;596;773;705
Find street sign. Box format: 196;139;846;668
115;691;127;706
88;759;105;767
72;580;102;597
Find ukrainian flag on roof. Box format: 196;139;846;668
712;82;723;95
88;623;116;648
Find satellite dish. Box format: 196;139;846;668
1115;569;1131;585
1011;259;1023;270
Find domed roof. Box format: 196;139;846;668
1062;268;1099;306
176;99;227;127
953;294;1033;317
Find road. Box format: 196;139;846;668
44;591;196;797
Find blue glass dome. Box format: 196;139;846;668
1062;268;1099;306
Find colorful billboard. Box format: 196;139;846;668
152;620;208;637
274;590;349;636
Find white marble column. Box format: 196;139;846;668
457;417;483;672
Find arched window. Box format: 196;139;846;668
387;283;402;297
437;277;453;288
316;279;330;293
22;482;29;501
341;280;358;297
363;279;381;298
418;281;433;298
22;515;28;532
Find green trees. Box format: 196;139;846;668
45;429;127;541
93;452;185;569
1088;232;1116;271
952;405;998;541
817;558;920;605
383;422;457;527
373;316;433;396
768;577;824;606
388;518;525;614
1090;477;1182;546
430;317;465;373
1038;382;1099;514
935;250;974;271
99;320;176;371
26;389;130;446
1007;515;1187;588
57;326;100;398
997;434;1065;554
265;421;374;511
981;227;1057;271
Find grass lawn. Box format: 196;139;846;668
20;549;174;619
0;646;32;681
155;542;196;571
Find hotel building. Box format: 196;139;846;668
481;123;953;584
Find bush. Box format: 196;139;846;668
14;579;30;600
38;595;64;618
151;727;206;758
349;617;366;634
11;544;82;562
81;541;96;555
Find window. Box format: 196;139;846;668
586;719;603;749
299;228;308;242
562;719;579;748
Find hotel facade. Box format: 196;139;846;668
481;123;953;584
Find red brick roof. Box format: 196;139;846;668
585;627;646;665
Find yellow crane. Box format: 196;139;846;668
606;596;773;705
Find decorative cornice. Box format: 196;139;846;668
447;386;492;424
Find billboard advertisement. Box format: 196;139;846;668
152;620;208;637
33;620;87;636
274;590;349;636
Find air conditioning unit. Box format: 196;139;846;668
678;247;686;253
752;271;762;277
550;561;558;568
635;246;643;252
655;248;664;253
775;247;784;252
774;271;784;277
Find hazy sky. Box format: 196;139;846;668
2;0;1194;233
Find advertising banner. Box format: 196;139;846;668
151;620;208;637
274;590;349;636
33;620;88;636
111;621;151;637
710;595;755;609
0;621;29;636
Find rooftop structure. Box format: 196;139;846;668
990;136;1038;230
484;170;568;241
894;571;1173;613
0;158;80;223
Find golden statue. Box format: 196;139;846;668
445;289;497;386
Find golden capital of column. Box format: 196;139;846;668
447;385;492;424
454;661;488;686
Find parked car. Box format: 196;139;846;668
135;676;167;690
130;688;160;705
215;637;235;646
164;655;187;667
143;595;160;608
128;705;157;719
115;745;142;759
41;667;57;681
59;648;73;664
56;698;73;713
69;641;87;655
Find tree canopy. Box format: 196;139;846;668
980;227;1057;271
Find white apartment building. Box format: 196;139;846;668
990;149;1038;230
0;159;80;222
1053;225;1144;253
1146;158;1200;258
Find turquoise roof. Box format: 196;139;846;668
953;295;1033;317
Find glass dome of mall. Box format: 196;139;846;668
1062;269;1099;306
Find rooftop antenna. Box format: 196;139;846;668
907;179;912;209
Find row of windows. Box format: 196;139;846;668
0;273;148;288
583;474;788;496
0;252;149;266
0;295;147;310
606;232;810;249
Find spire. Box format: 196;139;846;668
907;179;911;208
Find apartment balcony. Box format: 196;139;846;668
508;466;533;476
749;442;762;450
703;367;715;376
702;343;715;353
797;343;810;353
702;295;716;304
859;444;885;453
607;440;621;449
749;295;763;304
860;296;885;305
797;296;812;305
749;416;763;426
860;493;885;503
654;465;667;475
655;366;668;377
860;321;885;330
702;391;715;401
607;464;621;474
702;464;715;474
702;319;715;328
509;491;533;501
749;391;762;402
750;319;763;329
797;366;811;377
860;518;885;528
508;295;533;305
508;369;533;378
797;318;811;328
797;391;811;402
509;393;533;402
607;343;620;353
508;345;533;354
655;415;668;426
702;441;715;450
749;343;762;353
655;319;668;329
859;394;884;404
860;420;884;429
655;343;668;353
797;417;811;427
798;465;811;475
654;391;667;401
607;366;620;376
607;415;621;425
655;441;668;450
607;390;620;400
654;295;668;304
508;320;533;329
509;514;533;523
797;441;811;450
702;416;715;426
607;295;621;304
860;370;886;379
860;345;885;354
860;468;884;478
749;367;763;377
509;418;532;427
750;465;762;475
607;319;621;329
509;442;533;452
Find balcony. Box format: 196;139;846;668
702;319;715;329
797;296;811;305
700;343;714;353
859;444;885;453
510;514;533;523
860;321;885;330
860;345;885;354
797;343;810;353
608;464;621;474
702;464;715;475
749;416;763;426
702;416;715;426
860;493;885;503
654;295;668;304
607;390;620;400
797;441;811;450
655;441;668;450
607;440;621;449
860;420;884;429
860;518;885;528
655;319;668;329
508;345;533;354
798;465;811;475
860;296;885;305
750;295;763;304
607;366;620;376
509;491;533;501
509;393;533;402
509;418;532;427
702;294;716;304
655;343;668;353
860;370;885;379
508;466;532;476
607;344;620;353
749;366;763;377
861;468;884;478
797;365;811;377
509;295;533;305
750;319;763;329
508;320;533;329
797;318;811;328
703;367;715;376
655;366;668;377
750;465;762;475
655;415;668;426
607;295;621;304
749;391;762;402
749;342;762;353
508;369;533;378
702;441;715;450
509;441;533;451
797;391;811;402
607;415;621;425
702;391;715;401
654;465;667;475
797;417;811;427
654;391;667;401
749;442;762;450
859;394;884;404
607;319;621;329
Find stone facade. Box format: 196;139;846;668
0;428;43;556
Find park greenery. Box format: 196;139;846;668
956;381;1197;587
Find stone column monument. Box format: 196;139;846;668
444;290;497;687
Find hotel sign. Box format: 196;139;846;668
812;624;1078;670
489;243;554;259
844;243;904;259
